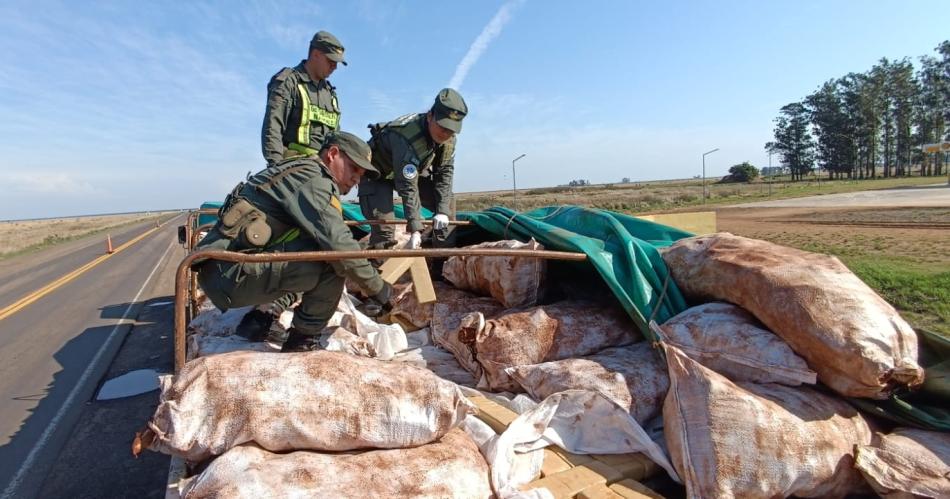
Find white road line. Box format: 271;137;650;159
2;237;177;499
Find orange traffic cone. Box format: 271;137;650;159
106;234;114;254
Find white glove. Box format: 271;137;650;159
408;231;422;249
432;213;450;230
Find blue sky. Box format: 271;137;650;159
1;0;947;219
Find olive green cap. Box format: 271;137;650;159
323;131;378;178
431;88;467;133
310;30;347;66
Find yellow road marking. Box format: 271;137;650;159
0;226;162;322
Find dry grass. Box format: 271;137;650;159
0;213;168;258
457;175;940;214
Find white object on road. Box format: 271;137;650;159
96;369;161;400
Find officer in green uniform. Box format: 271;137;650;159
261;30;345;166
359;88;468;250
196;132;392;352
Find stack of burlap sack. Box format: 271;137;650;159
156;234;946;498
137;351;492;498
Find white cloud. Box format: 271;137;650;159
447;0;524;91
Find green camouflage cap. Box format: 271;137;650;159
323;131;378;178
310;30;347;66
431;88;467;133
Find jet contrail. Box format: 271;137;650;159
448;0;523;90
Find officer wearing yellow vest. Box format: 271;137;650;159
196;131;393;352
359;88;467;249
261;30;344;166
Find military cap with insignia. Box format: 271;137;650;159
431;88;467;133
310;30;347;66
323;131;378;178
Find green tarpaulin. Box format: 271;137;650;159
343;203;691;339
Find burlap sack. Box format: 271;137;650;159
662;232;923;398
462;301;638;392
142;350;475;462
506;342;668;423
654;302;816;385
443;239;546;308
181;429;492;499
391;281;486;331
855;428;950;499
663;344;873;498
430;291;506;379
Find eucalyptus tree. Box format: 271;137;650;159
769;102;815;181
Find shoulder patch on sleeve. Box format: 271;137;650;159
330;195;342;213
401;164;418;180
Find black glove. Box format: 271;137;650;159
360;281;393;318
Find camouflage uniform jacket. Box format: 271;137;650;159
367;113;455;232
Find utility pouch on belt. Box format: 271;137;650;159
219;199;272;248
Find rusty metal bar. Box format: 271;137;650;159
174;247;587;371
346;219;472;226
188;223;216;251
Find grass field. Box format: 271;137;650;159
0;212;174;259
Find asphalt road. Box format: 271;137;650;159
0;215;186;499
730;183;950;208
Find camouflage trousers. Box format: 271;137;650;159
357;176;456;249
197;253;342;336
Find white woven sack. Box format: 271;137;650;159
143;350;475;462
180;429;492;498
652;302;816;385
662;343;873;498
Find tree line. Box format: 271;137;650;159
767;41;949;181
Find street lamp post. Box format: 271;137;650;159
702;148;719;204
512;153;526;211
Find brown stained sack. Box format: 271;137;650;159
391;281;482;331
143;350;475;462
663;344;873;499
463;301;639;392
181;429;492;499
855;428;950;499
431;292;507;379
654;302;817;386
442;239;546;308
506;342;668;424
662;232;923;399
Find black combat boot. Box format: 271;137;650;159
235;308;277;342
280;328;322;352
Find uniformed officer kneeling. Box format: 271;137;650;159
195;131;393;352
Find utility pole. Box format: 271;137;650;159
511;153;526;211
768;150;772;197
702;148;719;204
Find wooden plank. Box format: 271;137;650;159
577;484;625;499
378;257;414;284
591;453;657;481
408;257;436;303
540;448;572;477
636;211;716;235
542;465;608;497
608;479;664;499
468;396;519;434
